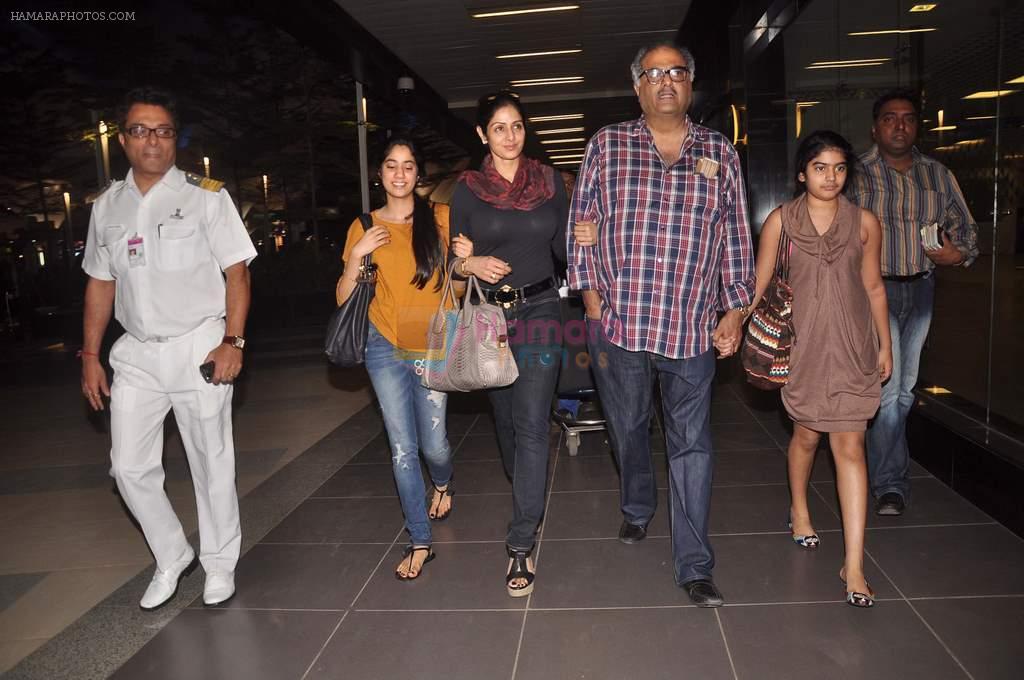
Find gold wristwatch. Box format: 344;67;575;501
223;335;246;350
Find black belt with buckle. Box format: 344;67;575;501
883;271;931;282
482;277;557;309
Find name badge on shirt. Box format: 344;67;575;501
127;233;146;268
695;157;720;179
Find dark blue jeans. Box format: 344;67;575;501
866;274;935;503
588;320;716;585
487;291;562;552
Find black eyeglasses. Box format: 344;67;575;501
640;66;690;85
125;125;177;139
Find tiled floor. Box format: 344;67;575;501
0;346;372;676
5;359;1024;679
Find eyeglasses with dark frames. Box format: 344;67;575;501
125;125;177;139
640;66;690;85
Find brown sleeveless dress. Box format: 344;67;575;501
780;194;880;432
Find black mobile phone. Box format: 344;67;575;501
200;361;215;383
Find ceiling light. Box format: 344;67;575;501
549;153;585;160
806;62;887;70
497;49;582;59
909;4;937;11
510;76;584;86
811;59;891;66
544;146;586;153
535;127;585;135
540;137;586;144
1006;75;1024;84
955;138;986;145
553;160;581;165
796;101;821;107
472;5;579;19
962;90;1018;99
929;125;957;131
848;28;938;36
965;115;996;120
529;114;584;122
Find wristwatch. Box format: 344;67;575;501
223;335;246;350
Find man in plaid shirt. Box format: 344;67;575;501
568;42;754;607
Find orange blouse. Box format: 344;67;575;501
340;204;450;353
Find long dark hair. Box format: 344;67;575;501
379;137;444;290
794;129;856;196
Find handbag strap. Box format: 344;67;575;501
430;260;463;333
357;213;374;272
774;222;792;282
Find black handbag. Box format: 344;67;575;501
325;214;376;367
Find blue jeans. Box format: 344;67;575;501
365;324;453;546
866;275;935;502
588;320;717;585
487;291;562;552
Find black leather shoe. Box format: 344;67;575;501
682;579;724;608
618;521;647;544
875;492;906;516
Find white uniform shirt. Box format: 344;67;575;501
82;166;257;341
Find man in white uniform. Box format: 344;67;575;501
80;87;256;609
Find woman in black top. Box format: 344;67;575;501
450;91;567;598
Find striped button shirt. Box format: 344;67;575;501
567;116;755;359
851;146;978;276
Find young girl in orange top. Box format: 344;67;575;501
338;137;471;580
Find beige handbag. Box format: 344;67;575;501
421;262;520;392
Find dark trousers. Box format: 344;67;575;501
488;291;562;552
588;320;717;585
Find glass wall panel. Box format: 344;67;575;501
731;0;1023;431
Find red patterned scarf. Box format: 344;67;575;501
460;155;555;211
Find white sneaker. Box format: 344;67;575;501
203;570;235;606
139;547;197;611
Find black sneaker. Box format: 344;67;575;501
875;492;906;516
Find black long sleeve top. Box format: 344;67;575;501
449;177;568;289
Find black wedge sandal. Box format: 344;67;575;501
428;479;455;521
506;546;535;598
395;545;435;581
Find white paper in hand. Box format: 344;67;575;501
920;222;942;251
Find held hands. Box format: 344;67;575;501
574;220;599;246
924;236;963;266
350;225;391;259
878;346;893;382
81;357;110;411
711;309;745;359
465;255;512;285
451;235;474;259
203;344;243;385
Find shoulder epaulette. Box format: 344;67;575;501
185;172;225;192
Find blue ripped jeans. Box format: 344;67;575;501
365;324;453;546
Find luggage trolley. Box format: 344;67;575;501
552;287;606;456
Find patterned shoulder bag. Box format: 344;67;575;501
741;227;795;390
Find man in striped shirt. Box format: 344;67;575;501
568;42;755;607
850;90;978;516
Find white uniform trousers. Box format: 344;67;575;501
108;318;241;573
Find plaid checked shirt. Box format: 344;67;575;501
851;146;978;276
567;116;755;359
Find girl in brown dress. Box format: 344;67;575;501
750;130;892;607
